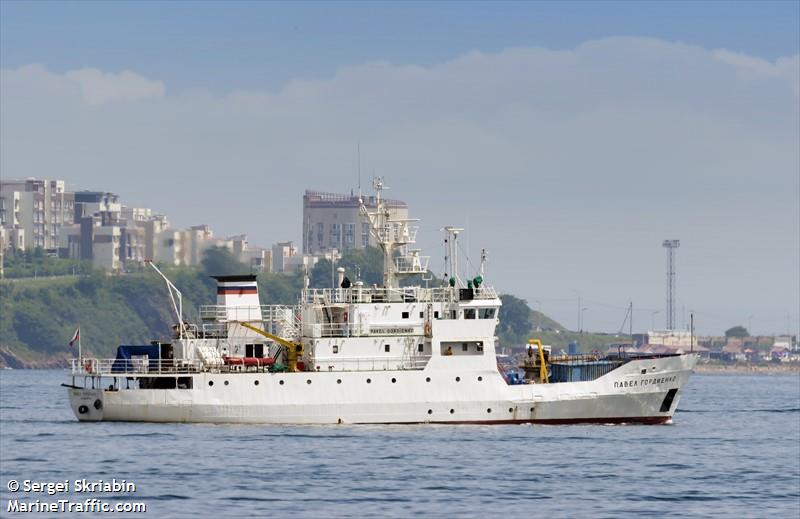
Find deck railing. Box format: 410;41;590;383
199;304;300;324
71;358;203;376
70;355;430;375
302;285;498;304
394;254;430;274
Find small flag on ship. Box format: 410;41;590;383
68;327;80;349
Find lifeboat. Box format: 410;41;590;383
222;356;275;367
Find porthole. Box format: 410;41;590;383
366;378;372;384
279;380;284;385
307;379;312;385
530;407;535;413
487;408;492;414
337;379;342;384
449;409;455;414
224;380;229;386
455;376;461;382
508;408;513;413
254;380;260;386
208;381;214;387
477;376;483;381
391;378;397;383
427;409;433;415
425;377;431;383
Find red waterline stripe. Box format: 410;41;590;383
389;416;672;426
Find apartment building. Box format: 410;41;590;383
0;178;75;250
302;190;408;255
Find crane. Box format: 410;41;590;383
236;321;304;373
527;339;549;384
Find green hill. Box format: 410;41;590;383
0;269;206;367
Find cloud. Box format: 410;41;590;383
64;68;165;105
0;64;165;106
1;38;798;333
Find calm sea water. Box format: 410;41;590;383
1;370;798;518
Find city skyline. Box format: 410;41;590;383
1;2;798;336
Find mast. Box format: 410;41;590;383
443;226;464;287
359;177;427;289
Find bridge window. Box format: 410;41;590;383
384;344;391;353
402;311;409;319
418;344;424;352
464;309;476;319
479;308;496;319
419;311;424;318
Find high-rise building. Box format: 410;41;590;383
302;190;408;255
0;178;75;250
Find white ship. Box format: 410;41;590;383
66;179;697;425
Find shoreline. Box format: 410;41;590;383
695;363;800;374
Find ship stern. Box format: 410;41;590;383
67;387;104;422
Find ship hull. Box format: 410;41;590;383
68;353;696;425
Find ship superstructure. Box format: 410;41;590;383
66;180;697;424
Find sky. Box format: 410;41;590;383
1;1;798;336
